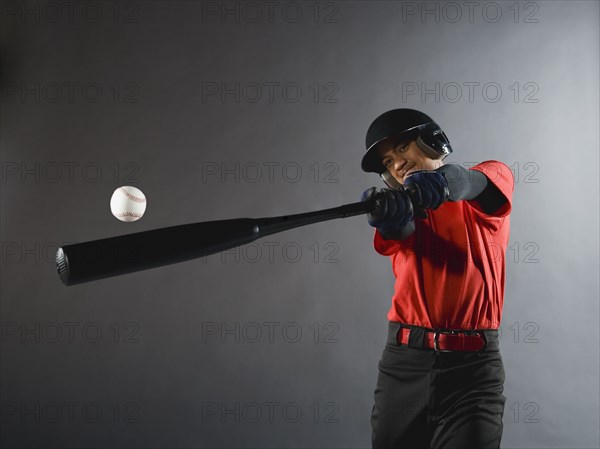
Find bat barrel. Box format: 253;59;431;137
57;219;261;286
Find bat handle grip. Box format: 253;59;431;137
336;191;384;218
363;187;428;220
255;192;384;238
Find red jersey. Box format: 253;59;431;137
373;160;514;330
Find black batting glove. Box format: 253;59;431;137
403;170;450;211
360;187;414;234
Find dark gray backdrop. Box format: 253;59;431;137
1;1;598;448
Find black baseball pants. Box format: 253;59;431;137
371;321;507;449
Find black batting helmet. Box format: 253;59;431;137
361;109;453;174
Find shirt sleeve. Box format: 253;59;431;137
373;228;402;256
467;160;514;218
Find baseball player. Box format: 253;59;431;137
361;109;514;449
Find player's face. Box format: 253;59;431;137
377;139;443;185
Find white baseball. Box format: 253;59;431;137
110;186;147;222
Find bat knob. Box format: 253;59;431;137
56;247;70;286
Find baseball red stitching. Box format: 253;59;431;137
119;187;146;203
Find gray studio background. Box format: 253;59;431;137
1;1;598;448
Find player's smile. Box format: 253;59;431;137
376;139;443;185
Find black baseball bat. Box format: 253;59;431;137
56;192;392;286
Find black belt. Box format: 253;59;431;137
386;321;500;352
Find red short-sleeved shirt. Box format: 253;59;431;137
373;160;514;330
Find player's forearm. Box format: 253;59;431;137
435;164;488;201
436;164;506;214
